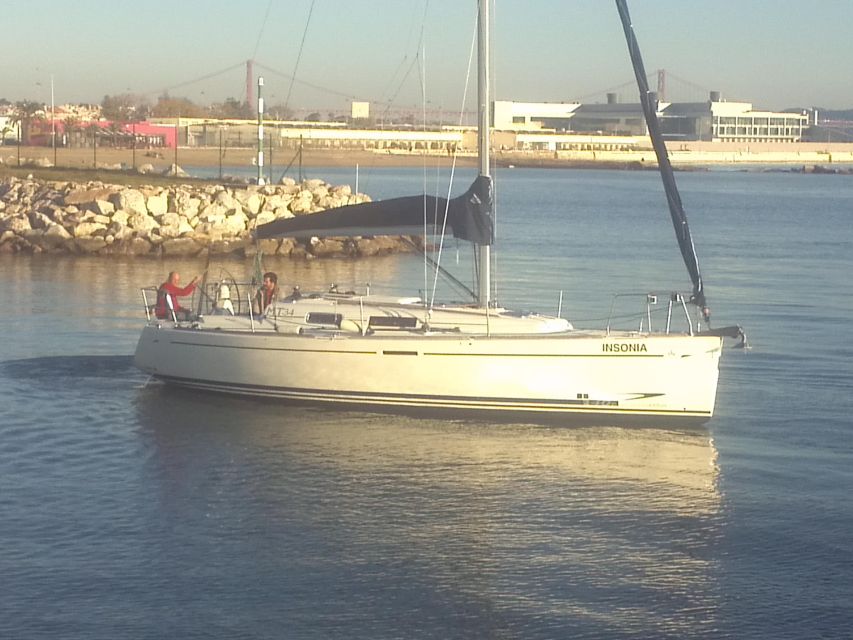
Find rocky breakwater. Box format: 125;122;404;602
0;175;416;259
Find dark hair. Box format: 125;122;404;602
263;271;278;284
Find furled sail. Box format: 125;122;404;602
254;175;494;246
615;0;706;311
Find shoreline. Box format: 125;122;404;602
3;145;853;181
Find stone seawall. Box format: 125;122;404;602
0;176;414;258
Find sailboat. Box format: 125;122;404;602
134;0;744;424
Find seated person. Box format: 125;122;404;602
155;271;199;321
253;271;280;316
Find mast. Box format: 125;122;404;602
615;0;707;313
477;0;491;308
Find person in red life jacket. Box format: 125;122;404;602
155;271;200;321
253;271;280;316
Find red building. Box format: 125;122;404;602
26;120;176;148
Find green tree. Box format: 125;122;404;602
62;115;82;133
101;93;149;122
14;100;45;144
151;95;205;118
62;115;82;147
209;97;254;119
267;102;294;121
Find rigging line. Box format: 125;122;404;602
381;56;410;107
420;36;429;310
379;51;423;121
379;0;427;103
255;62;362;100
283;0;317;113
489;0;498;304
142;62;246;97
252;0;274;60
429;6;478;310
380;2;430;122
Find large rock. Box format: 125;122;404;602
245;193;262;215
73;221;107;238
356;236;410;257
311;238;348;257
172;193;201;218
2;215;32;234
256;239;280;255
157;222;182;239
254;211;277;226
162;237;203;256
263;193;293;212
110;189;148;216
147;193;168;216
198;202;228;224
209;238;249;255
106;223;135;242
289;191;314;214
221;210;248;235
75;236;107;253
111;209;130;226
277;238;296;255
158;212;181;228
127;212;159;233
43;223;73;246
162;164;189;177
64;188;116;206
214;190;239;210
28;211;54;230
91;200;115;216
128;237;153;255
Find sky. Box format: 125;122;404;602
2;0;851;114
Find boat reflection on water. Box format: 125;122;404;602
134;383;723;635
135;383;720;512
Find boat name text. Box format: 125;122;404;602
602;343;648;353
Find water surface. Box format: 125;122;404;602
2;167;852;638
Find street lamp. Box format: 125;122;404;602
35;73;56;165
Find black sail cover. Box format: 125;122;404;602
615;0;706;310
254;175;494;246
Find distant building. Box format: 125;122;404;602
25;119;175;148
493;94;809;143
707;99;807;143
351;101;370;120
493;101;580;131
0;115;20;144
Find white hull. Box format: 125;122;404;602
134;322;722;423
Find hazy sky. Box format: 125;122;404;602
3;0;851;113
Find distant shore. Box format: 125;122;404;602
1;145;477;173
3;144;853;182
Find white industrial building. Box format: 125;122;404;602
492;101;580;132
492;94;808;143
